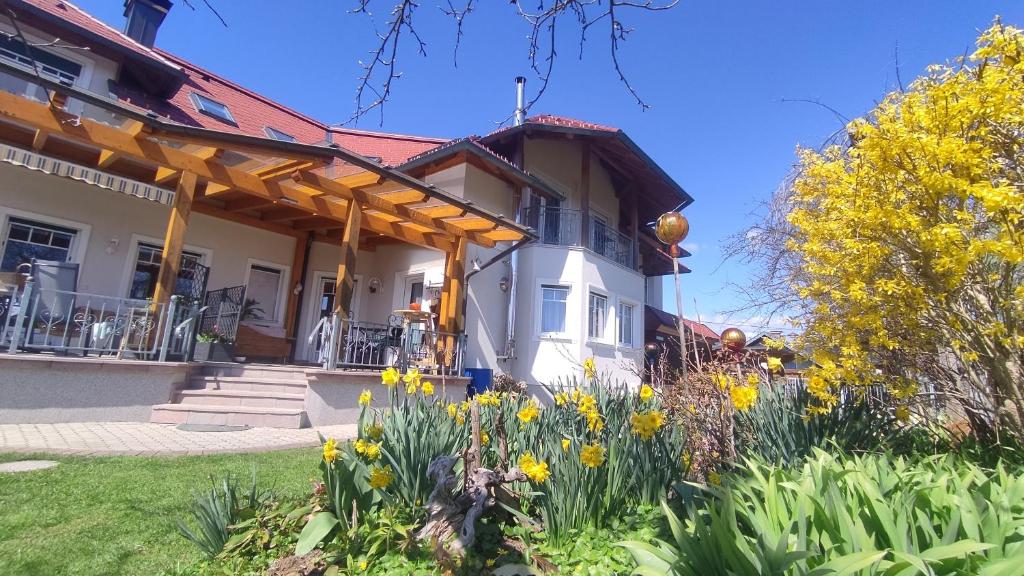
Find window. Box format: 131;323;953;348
190;92;236;124
588;292;608;340
265;126;296;142
1;217;77;272
618;302;635;347
0;35;82;101
129;242;203;300
540;284;569;334
245;263;284;323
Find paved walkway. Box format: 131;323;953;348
0;422;358;456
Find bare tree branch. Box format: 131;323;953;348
178;0;228;28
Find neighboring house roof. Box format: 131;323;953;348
644;305;720;342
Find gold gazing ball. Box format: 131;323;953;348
655;212;690;246
721;327;747;352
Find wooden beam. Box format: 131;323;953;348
283;233;310;338
629;185;640;271
153;167;180;185
438;236;468;334
192;202;301;238
294;170;497;248
30;129;47;151
337;171;383;189
152;171;197;306
97;149;120;168
224;196;275;212
334;201;362;319
203;183;234;197
292;217;339;231
261;206;310;222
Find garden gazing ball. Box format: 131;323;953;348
721;327;747;352
655;211;689;245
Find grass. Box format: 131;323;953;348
0;448;320;576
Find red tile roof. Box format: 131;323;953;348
645;305;720;342
525;114;619;133
17;0;180;70
17;0;447;166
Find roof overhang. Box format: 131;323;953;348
0;60;535;251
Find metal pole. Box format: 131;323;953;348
672;256;688;381
7;279;33;354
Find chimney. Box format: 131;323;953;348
513;76;526;126
123;0;172;48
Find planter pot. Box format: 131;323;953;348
193;341;235;363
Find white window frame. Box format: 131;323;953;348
0;21;95;112
536;280;573;341
243;258;291;327
190;92;237;124
0;207;91;269
119;234;212;299
617;297;639;349
587;288;611;344
264;126;297;142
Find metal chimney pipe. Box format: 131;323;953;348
514;76;526;126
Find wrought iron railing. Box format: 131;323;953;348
1;279;179;359
312;315;466;376
590;218;635;269
521;206;582;247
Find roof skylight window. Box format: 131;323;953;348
265;127;296;142
190;92;236;124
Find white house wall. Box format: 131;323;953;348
0;163;296;298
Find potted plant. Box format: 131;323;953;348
193;325;234;362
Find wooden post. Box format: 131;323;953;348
283;232;310;336
334;202;362;319
580;142;591;249
152;171;197;307
439;236;468;334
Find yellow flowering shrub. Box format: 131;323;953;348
784;22;1024;431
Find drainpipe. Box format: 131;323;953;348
501;77;528;360
463;237;534;338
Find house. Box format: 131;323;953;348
644;305;720;370
0;0;693;427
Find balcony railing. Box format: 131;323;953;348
311;315;466;377
0;279;187;359
520;206;636;269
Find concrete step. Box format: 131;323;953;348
150;403;309;428
177;389;306;410
191;375;308;394
198;362;310;382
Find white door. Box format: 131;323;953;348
305;273;359;361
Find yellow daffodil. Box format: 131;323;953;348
712;372;732;390
517;399;540;424
746;372;760;386
322;438;339;463
477;391;501;407
421;380;435;395
554;391;568;406
638;383;655;402
354;438;368;454
730;385;758;411
363;442;382;461
480;431;490;446
364;422;383;441
517;452;551;483
580;443;606;468
561;438;571;453
358;389;372;406
381;367;400;388
447;402;458;418
402;368;422;388
368;464;394;489
630;410;666;440
766;356;784;373
583;357;596;380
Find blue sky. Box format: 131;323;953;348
78;0;1024;335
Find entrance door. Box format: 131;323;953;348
404;275;424;310
306;273;359;361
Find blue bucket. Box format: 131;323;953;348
463;368;493;397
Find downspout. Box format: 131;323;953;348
462;237;534;336
502;76;528;360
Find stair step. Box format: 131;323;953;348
199;363;309;382
177;389;305;409
150;403;308;428
191;375;308;393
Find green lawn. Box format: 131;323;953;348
0;448;320;576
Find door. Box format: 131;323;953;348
403;275;424;310
305;273;359;361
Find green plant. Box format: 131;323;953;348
620;450;1024;575
239;298;264;321
733;383;900;463
176;471;272;558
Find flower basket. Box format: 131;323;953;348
193;341;234;363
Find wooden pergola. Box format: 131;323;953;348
0;61;533;338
